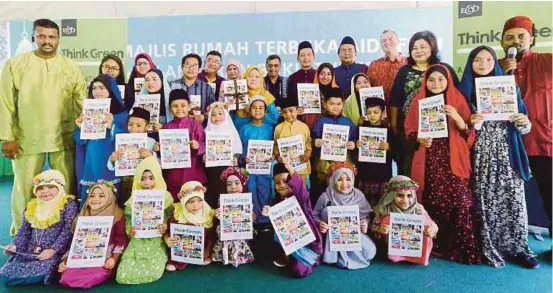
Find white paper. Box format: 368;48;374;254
159;129;192;169
134;78;145;92
135;94;161;131
220;193;254;241
67;216;114;268
269;196;316;255
388;213;425;257
475;75;518;121
222;79;248;111
359;86;385;117
81;99;111;140
418;94;448;139
205;131;234;167
321;124;349;162
132;190;166;238
358;127;387;163
246;140;274;175
170;224;205;265
277;135;307;172
328;206;362;252
190;95;202;115
114;133;148;177
297;83;322;114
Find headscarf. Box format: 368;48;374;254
458;45;531;182
73;182;123;231
226;59;243;80
175;181;213;228
373;175;420;225
205;102;243;155
319;164;371;220
139;68;168;118
125;53;157;111
98;54;126;85
314;62;338;101
126;156;169;206
25;170;74;229
237;66;276;118
220;167;249;192
405;64;475;201
343;73;371;126
88;74;126;114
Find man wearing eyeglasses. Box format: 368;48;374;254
0;19;86;235
335;36;369;97
198;50;225;98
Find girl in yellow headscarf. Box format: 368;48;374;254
115;156;174;285
231;66;280;131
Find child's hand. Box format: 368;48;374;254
58;260;67;273
470;114;484;126
202;154;207;163
356;140;363;149
194;114;205;125
244;156;250;164
158;224;168;234
110;150;124;162
190;140;199;150
379;141;390;151
139;148;153;158
300;153;310;162
314;139;323;148
75;115;83;128
424;225;438;238
152;122;162;132
164;236;179;247
297;106;305;115
104;257;116;270
360;219;368;234
233;156;239;167
378;224;389;235
261;205;270;217
252;212;257;222
417;137;433;148
444;105;462;123
215;208;221;220
318;221;329;234
37;248;56;261
154;142;160;153
3;244;16;256
281;156;295;174
129;228;137;237
510;113;530;127
346;141;355;150
105;113;114;129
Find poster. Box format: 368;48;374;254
277;135;306;172
328;206;362;252
190;94;202;115
246;140;274;175
170;223;205;265
159;129;191;169
418;94;448;139
475;75;518;121
222;79;248;111
321;124;349;162
358;127;387;163
220;193;254;241
359;86;385;117
81;98;111;140
388;213;425;257
205;131;234;167
297;83;322;114
67;216;113;268
135;94;161;131
134;77;145;92
132;190;166;238
115;133;148;176
269;196;316;256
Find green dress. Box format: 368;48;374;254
116;192;173;285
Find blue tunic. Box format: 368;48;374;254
232;103;280;132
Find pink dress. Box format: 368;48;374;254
59;218;129;289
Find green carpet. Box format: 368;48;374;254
0;175;550;293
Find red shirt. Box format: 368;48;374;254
367;54;407;105
506;50;552;157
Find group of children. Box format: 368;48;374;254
0;44;540;287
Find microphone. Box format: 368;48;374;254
506;47;517;75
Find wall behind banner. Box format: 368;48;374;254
7;6;453;84
452;1;552;77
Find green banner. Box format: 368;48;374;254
453;1;552;77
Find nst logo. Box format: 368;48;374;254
61;19;77;37
459;1;482;18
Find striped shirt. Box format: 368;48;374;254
168;78;217;113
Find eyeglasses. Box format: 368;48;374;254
34;34;58;41
102;65;120;72
145;77;160;82
183;63;199;69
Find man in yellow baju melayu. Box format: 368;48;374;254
0;19;86;235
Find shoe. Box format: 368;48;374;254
273;254;289;267
514;253;540;269
166;264;176;271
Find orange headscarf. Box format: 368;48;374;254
404;64;475;201
236;66;276;118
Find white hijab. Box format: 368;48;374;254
205;102;243;155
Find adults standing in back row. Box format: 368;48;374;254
0;19;86;235
335;36;369;98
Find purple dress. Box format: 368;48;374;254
0;200;79;285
